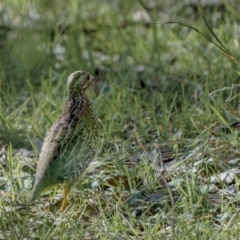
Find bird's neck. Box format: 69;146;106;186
64;96;98;131
67;89;85;101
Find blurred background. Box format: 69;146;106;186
1;0;239;89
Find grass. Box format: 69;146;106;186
1;0;240;239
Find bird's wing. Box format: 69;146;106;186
30;116;72;200
35;116;70;178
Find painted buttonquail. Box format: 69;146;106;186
30;70;99;211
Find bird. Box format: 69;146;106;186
29;70;99;211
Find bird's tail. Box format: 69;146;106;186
29;180;49;203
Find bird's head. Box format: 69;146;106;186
67;71;94;97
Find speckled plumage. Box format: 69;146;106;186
30;71;99;211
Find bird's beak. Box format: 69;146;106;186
90;75;95;82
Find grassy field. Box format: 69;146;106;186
1;0;240;239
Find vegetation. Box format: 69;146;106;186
1;0;240;239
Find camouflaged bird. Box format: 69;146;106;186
30;71;99;211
